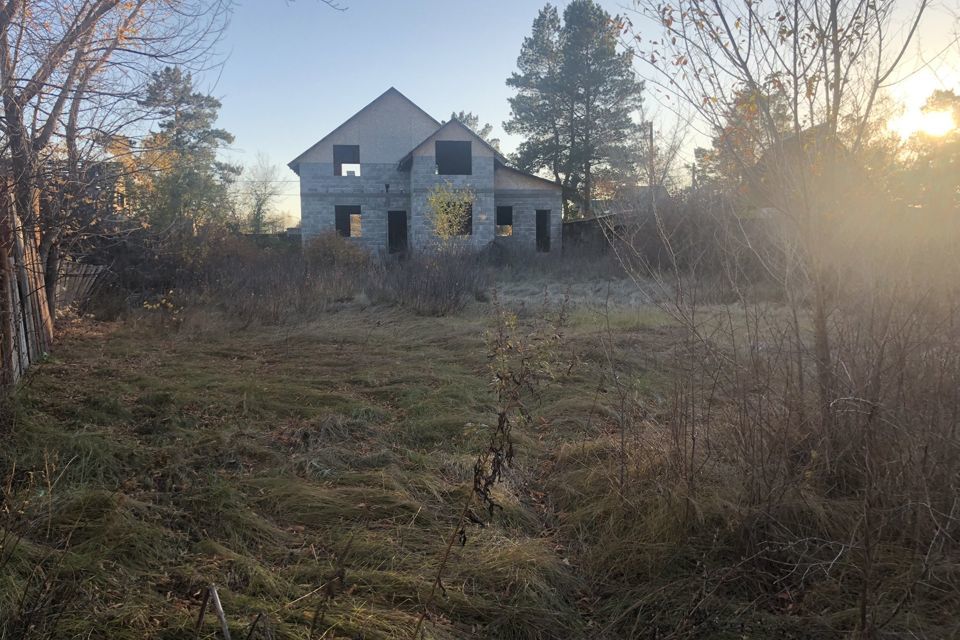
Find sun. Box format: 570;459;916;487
891;109;956;139
916;110;955;136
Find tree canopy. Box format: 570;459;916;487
136;67;238;232
505;0;644;217
693;87;793;190
898;90;960;214
446;111;501;150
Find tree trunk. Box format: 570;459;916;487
0;198;17;387
812;262;836;464
44;240;60;321
584;162;592;218
583;92;592;218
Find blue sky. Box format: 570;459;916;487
207;0;633;223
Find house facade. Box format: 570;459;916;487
288;88;562;254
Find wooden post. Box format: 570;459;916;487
194;587;210;639
0;190;16;388
208;585;232;640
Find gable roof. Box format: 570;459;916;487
287;89;557;190
288;87;441;174
397;119;509;170
494;163;562;190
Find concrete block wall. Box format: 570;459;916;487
291;90;565;256
298;161;412;253
409;155;495;249
493;190;564;253
297;159;561;255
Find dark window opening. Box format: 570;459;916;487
335;205;361;237
496;206;513;237
536;209;551;252
435;140;472;175
333;145;360;176
456;203;473;236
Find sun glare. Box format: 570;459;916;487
891;109;956;139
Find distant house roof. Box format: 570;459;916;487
753;124;842;173
288;87;441;174
396;118;509;170
747;124;858;210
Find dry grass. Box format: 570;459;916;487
0;306;590;639
542;297;960;639
3;282;958;638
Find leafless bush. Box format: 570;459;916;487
605;189;782;305
302;231;370;276
96;231;501;322
367;246;490;317
191;233;368;325
598;192;960;636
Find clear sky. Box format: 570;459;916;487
206;1;959;226
209;0;621;225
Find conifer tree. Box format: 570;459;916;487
137;67;238;232
505;0;643;217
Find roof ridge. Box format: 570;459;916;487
288;87;441;173
397;119;508;170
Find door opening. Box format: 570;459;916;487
536;210;551;253
388;210;408;253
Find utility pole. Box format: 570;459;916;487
646;121;656;187
646;121;656;213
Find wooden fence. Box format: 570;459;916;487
0;195;53;388
57;262;106;311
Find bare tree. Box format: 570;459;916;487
243;152;283;234
0;0;231;336
623;0;932;441
593;2;960;637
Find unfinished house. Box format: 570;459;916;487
288;87;562;254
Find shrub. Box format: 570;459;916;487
183;233;368;325
104;228;497;322
425;182;475;240
367;247;489;316
303;231;369;274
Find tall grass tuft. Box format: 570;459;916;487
585;190;960;637
367;246;490;317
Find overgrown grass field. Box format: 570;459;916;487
3;291;958;639
0;299;672;639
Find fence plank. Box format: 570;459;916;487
57;262;106;310
0;209;17;386
0;189;55;390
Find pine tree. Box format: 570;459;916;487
505;6;566;193
505;0;643;217
137;67;238;232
